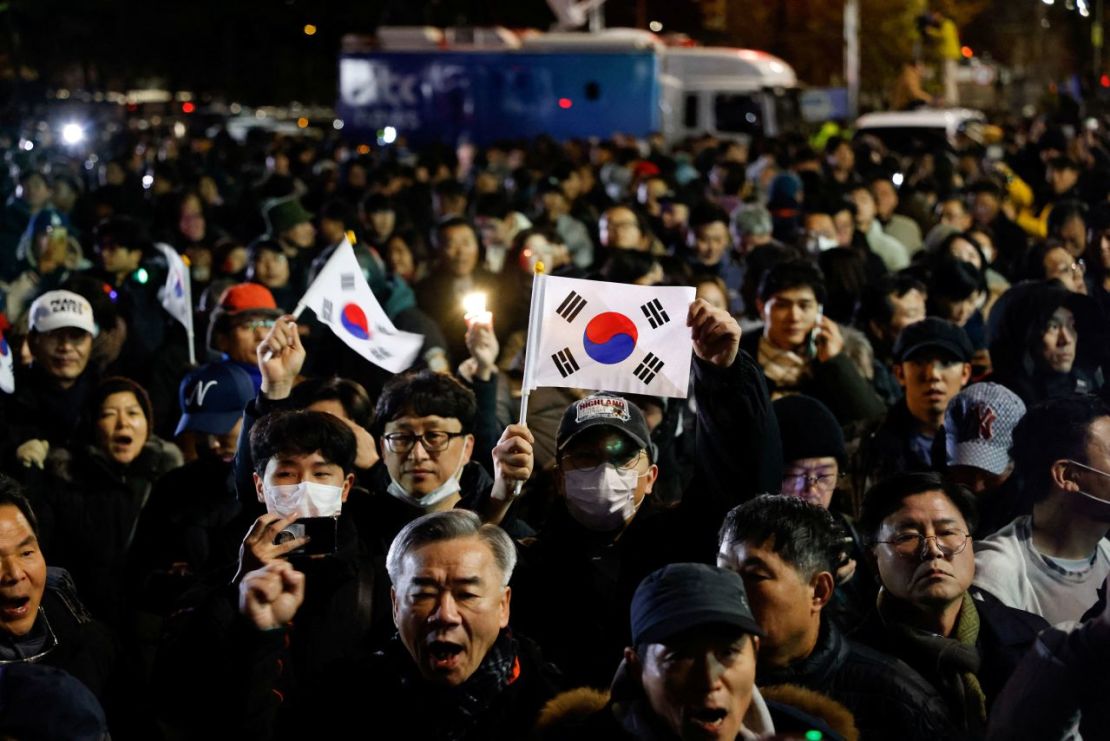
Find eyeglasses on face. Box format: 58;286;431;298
877;530;971;558
782;471;845;493
382;430;465;454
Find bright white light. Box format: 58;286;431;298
333;119;344;130
892;172;904;187
19;139;33;151
649;21;663;32
1042;0;1054;5
61;122;85;146
142;174;154;190
381;126;397;144
173;122;187;138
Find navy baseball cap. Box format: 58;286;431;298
175;362;255;436
631;563;763;646
893;317;973;364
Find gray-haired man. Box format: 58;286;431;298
238;509;561;740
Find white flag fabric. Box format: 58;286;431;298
0;329;13;394
522;274;695;398
299;239;423;374
153;243;194;332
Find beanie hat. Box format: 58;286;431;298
774;394;847;466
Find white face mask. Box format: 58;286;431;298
387;455;466;511
1068;460;1110;514
563;464;646;532
261;481;344;519
807;234;839;253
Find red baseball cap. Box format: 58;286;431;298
217;283;279;314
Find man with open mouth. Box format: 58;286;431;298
534;563;849;740
0;474;114;704
235;509;561;740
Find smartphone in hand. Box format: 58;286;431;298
806;306;825;358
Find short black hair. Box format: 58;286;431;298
928;257;984;304
251;409;357;476
859;472;978;543
1047;199;1088;238
433;216;483;259
0;475;40;538
1012;395;1110;501
719;495;842;579
93;216;152;258
291;377;373;429
855;272;927;330
688;203;730;232
757;259;827;305
371;370;477;438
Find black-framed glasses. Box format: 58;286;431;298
877;530;971;559
382;431;466;454
782;471;845;493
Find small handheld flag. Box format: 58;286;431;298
522;274;695;398
0;329;14;394
296;239;423;374
152;242;196;366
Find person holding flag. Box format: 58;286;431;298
511;296;783;688
230;309;535;581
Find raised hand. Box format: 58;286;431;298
257;315;304;399
687;298;741;368
239;560;306;631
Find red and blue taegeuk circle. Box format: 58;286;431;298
340;303;372;340
582;312;638;364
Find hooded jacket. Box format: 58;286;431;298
987;280;1104;405
533;656;855;741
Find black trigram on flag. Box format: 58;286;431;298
640;298;670;329
556;291;588;323
552;347;581;378
633;352;665;384
321;298;334;322
341;273;356;291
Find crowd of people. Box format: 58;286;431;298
0;107;1109;739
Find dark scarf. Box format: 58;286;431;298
877;590;987;732
417;631;520;741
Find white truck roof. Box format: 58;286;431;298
662;47;796;92
855;108;986;140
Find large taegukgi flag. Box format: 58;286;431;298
521;274;695;398
298;238;423;374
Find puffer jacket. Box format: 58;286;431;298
757;617;956;740
28;436;183;626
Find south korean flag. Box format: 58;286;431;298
522;274;695;398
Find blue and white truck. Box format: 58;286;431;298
338;26;800;146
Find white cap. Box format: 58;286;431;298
29;290;99;337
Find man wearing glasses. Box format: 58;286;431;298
856;471;1048;735
207;282;285;391
370;369;533;534
974;395;1110;627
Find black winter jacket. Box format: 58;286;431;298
758;617;956;740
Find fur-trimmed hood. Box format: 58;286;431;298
534;659;858;740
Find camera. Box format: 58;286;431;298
275;517;339;557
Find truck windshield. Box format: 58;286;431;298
714;93;763;135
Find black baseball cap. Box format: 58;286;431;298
557;393;656;462
631;563;764;645
893;317;973;363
